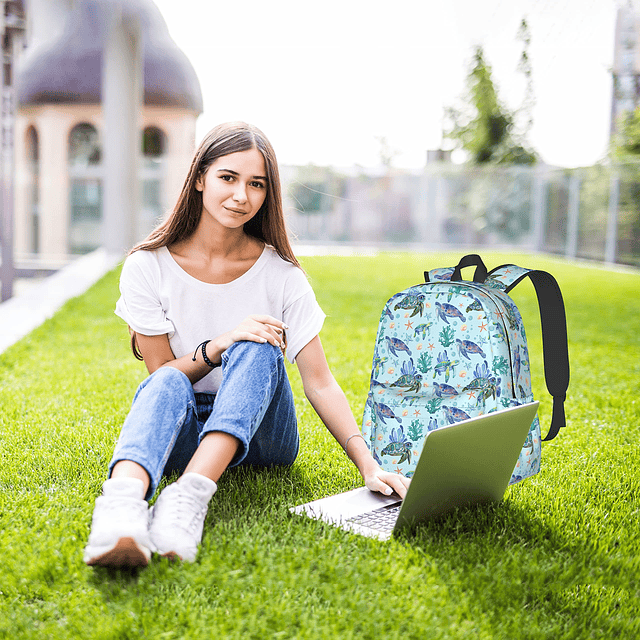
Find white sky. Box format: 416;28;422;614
152;0;620;169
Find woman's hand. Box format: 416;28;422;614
363;467;411;499
217;315;287;352
296;338;412;501
134;316;287;386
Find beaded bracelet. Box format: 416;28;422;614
192;340;220;368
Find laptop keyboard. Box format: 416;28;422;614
345;502;402;531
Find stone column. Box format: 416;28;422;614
102;4;142;255
0;1;26;301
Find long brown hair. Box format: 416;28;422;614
131;121;298;264
129;121;300;359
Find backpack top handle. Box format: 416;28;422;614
451;254;488;283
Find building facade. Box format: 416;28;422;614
14;0;202;262
611;3;640;134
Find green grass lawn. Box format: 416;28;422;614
0;251;638;639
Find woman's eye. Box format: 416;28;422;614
220;175;233;182
251;181;266;189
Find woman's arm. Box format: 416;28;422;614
135;315;287;384
296;335;411;498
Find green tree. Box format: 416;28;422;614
445;45;537;165
613;107;640;157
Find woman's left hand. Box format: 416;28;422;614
363;467;411;499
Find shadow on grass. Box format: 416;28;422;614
83;462;636;638
399;499;635;637
88;565;145;585
210;467;635;636
210;463;312;523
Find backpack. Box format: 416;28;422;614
361;254;569;484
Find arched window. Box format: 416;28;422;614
68;123;102;254
69;123;101;167
143;126;166;158
140;126;167;238
26;126;39;253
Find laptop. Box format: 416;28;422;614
291;402;539;540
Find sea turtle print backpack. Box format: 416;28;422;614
361;254;569;484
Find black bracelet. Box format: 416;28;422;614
192;340;220;368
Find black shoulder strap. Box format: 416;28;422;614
490;265;570;441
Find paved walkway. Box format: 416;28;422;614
0;249;122;355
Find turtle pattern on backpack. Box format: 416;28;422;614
361;263;542;484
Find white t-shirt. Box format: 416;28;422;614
114;245;326;393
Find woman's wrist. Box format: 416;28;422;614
204;336;227;367
358;455;381;479
192;340;218;368
344;435;379;478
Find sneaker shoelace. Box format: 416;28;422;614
156;486;206;533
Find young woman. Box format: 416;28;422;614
84;122;410;568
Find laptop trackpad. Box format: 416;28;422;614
291;486;400;525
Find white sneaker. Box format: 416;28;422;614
149;472;217;562
84;477;154;568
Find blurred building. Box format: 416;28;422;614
13;0;202;262
0;1;26;301
611;3;640;133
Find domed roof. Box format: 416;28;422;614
17;0;203;112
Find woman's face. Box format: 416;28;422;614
195;148;268;231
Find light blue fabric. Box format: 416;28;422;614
361;264;542;485
109;341;299;500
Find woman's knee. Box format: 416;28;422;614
223;340;282;368
135;365;193;399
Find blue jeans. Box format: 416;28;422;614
109;341;299;500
